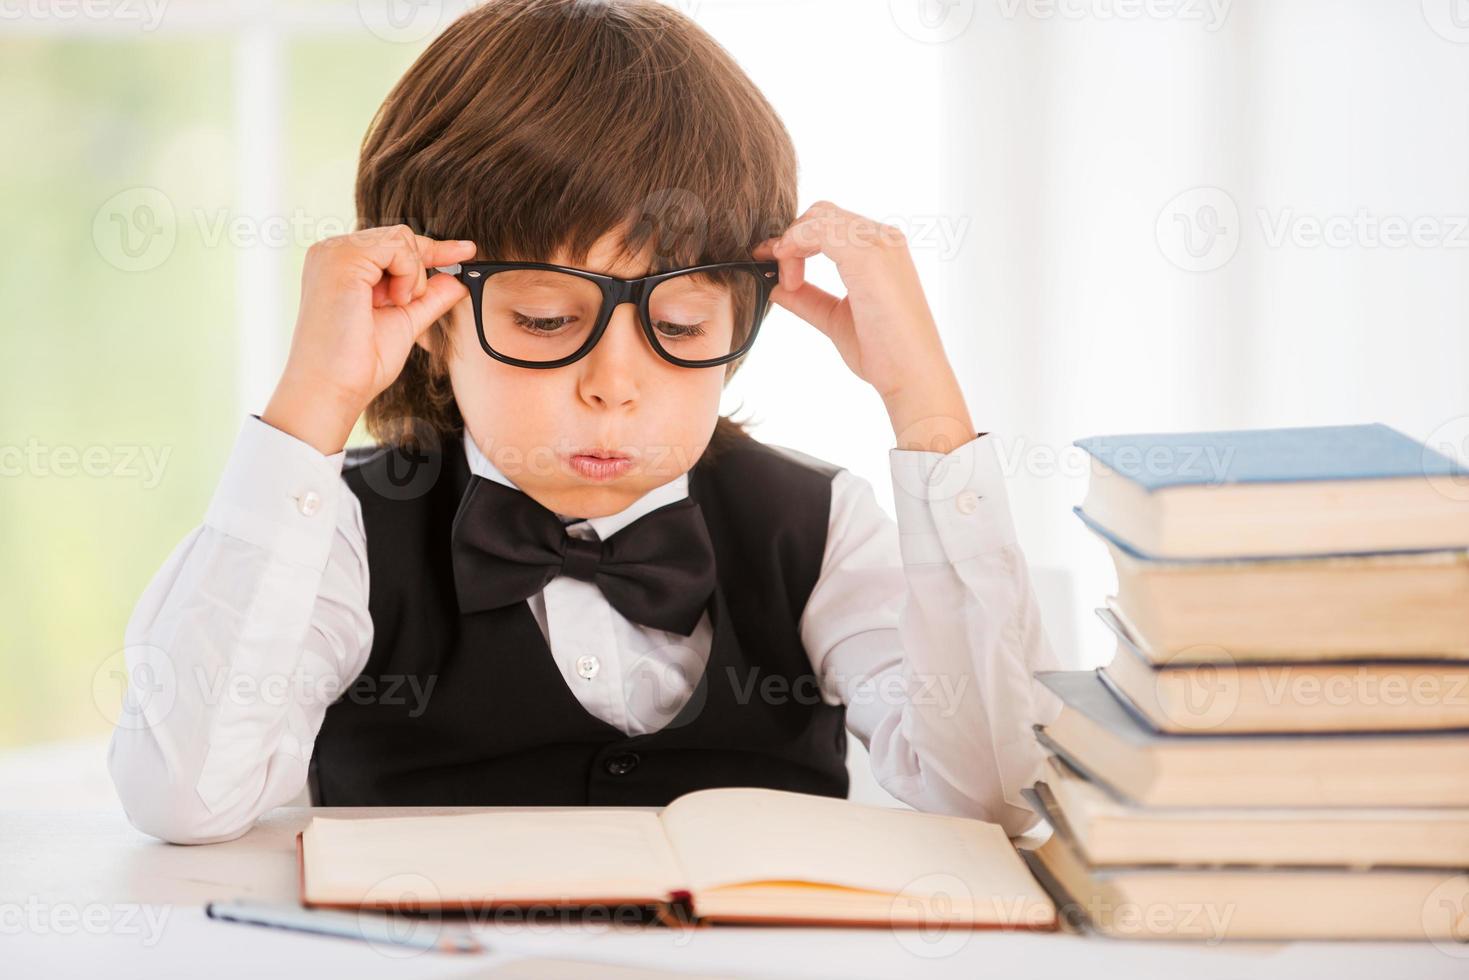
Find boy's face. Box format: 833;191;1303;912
436;230;726;519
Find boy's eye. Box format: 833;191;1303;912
653;320;706;340
513;312;577;334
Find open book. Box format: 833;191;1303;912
296;787;1057;930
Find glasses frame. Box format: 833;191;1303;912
436;259;781;370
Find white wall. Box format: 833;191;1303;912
15;0;1464;805
714;0;1469;667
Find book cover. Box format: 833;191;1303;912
1073;422;1465;492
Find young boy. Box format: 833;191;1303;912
108;0;1061;845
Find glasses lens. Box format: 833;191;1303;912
646;267;765;364
480;269;604;363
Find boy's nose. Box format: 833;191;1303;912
577;304;650;408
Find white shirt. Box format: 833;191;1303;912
106;415;1063;845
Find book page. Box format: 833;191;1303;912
658;788;1052;917
302;809;685;907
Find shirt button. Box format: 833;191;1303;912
576;655;601;680
604;752;640;776
955;489;981;515
297;490;321;517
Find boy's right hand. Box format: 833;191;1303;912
262;226;477;455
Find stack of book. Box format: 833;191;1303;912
1023;423;1469;941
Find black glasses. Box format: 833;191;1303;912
434;260;780;369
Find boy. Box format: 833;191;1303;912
108;0;1061;844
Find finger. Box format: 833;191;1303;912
776;253;805;292
766;213;854;290
761;202;842;288
403;235;478;303
355;230;426;308
773;207;900;275
416;236;478;268
364;238;475;309
377;227;422;307
353;227;434;307
373;271;468;347
352;228;476;269
769;280;844;340
767;216;824;289
401;272;468;336
767;234;813;290
398;229;428;307
753;236;800;289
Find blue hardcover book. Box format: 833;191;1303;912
1072;423;1469;560
1033;669;1469;808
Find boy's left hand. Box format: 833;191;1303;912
754;201;975;452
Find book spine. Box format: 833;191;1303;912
295;831;306;906
652;890;700;929
1018;848;1087;936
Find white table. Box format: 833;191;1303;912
3;806;1460;979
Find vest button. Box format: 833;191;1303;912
604;752;640;776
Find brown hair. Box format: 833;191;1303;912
355;0;798;457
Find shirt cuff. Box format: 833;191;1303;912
888;432;1018;566
203;414;348;570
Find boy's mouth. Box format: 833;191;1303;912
563;447;634;482
569;447;631;460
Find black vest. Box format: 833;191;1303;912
307;427;851;806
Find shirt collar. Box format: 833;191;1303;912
462;428;690;540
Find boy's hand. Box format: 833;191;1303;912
262;226;476;455
755;202;975;453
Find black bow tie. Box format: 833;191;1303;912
450;475;717;636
